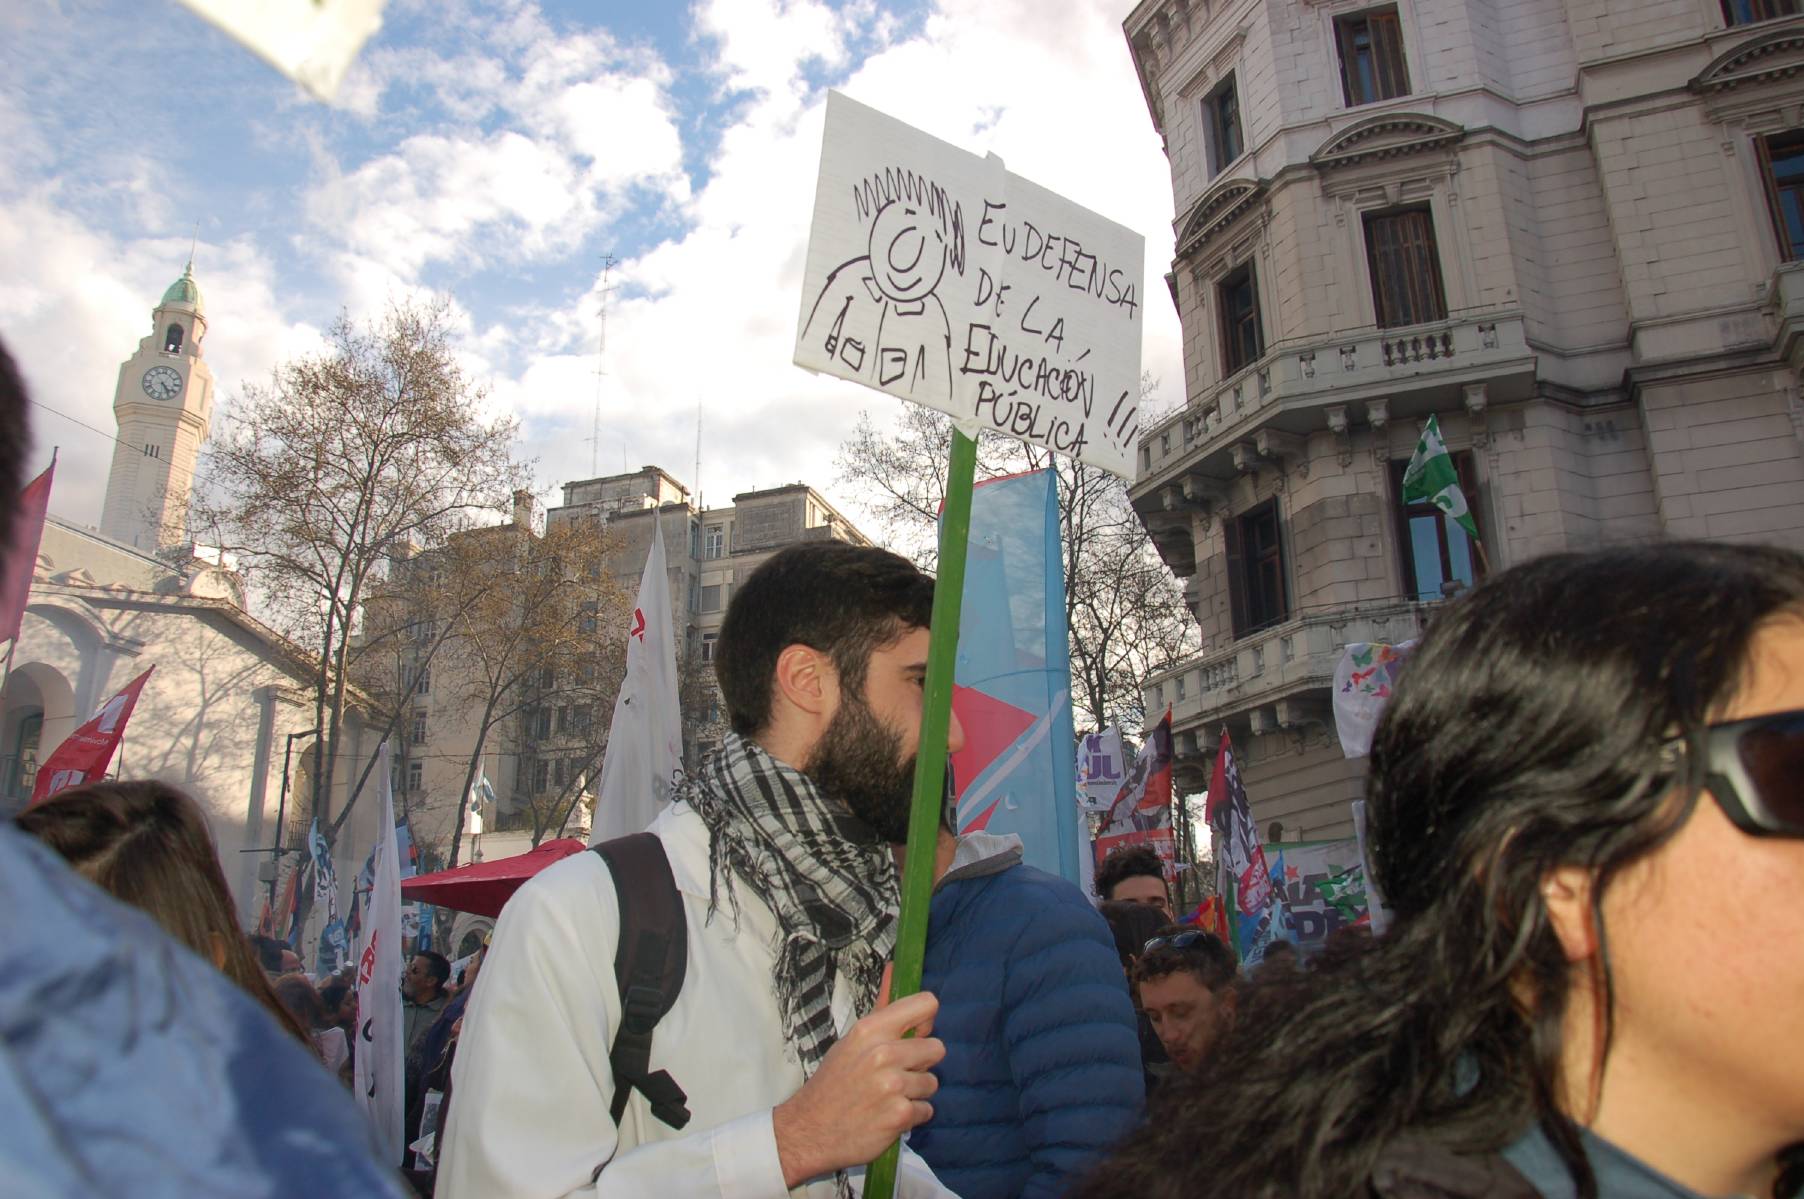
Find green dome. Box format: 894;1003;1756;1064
160;262;204;314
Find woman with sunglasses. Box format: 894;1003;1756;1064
1073;541;1804;1199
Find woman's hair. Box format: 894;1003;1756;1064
273;972;327;1031
16;779;310;1044
1073;541;1804;1199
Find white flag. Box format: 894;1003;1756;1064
354;742;405;1164
590;529;683;844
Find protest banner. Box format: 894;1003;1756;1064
1093;712;1174;879
948;469;1081;882
355;743;404;1163
591;530;682;844
1076;727;1127;813
1206;730;1288;968
795;91;1145;480
1264;837;1368;952
1332;640;1414;758
29;667;154;805
795;92;1145;1194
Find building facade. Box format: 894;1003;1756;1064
2;266;383;928
1123;0;1804;840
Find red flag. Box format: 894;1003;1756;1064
1;462;53;642
29;667;154;806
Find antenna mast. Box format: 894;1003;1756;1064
589;253;619;478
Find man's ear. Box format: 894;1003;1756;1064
1541;865;1599;962
773;643;837;721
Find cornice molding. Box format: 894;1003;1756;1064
1176;177;1267;259
1692;25;1804;95
1310;112;1464;172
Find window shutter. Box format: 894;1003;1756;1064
1224;513;1250;637
1372;10;1408;98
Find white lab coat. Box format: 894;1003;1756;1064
437;802;955;1198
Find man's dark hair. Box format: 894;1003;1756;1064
0;338;31;526
1099;900;1169;972
715;541;935;736
1134;927;1237;993
249;933;290;974
1095;845;1167;900
319;980;350;1012
415;950;451;989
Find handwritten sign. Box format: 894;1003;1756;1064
795;92;1145;480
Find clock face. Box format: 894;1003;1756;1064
142;365;182;401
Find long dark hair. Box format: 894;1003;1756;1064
17;779;310;1043
1073;541;1804;1199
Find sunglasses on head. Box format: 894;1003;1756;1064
1692;708;1804;837
1143;930;1212;953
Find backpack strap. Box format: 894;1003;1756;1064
591;833;691;1132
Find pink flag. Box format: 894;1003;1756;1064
29;667;154;806
1;462;53;642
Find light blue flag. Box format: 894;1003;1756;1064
945;469;1082;883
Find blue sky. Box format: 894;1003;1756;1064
2;0;1181;534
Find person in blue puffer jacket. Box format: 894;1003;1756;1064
911;828;1145;1198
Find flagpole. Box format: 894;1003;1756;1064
865;426;978;1199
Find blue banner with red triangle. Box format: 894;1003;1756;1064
946;468;1082;883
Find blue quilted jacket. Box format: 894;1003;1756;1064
912;834;1145;1198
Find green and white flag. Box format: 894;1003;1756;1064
1402;414;1478;539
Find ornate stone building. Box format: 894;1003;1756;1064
1123;0;1804;840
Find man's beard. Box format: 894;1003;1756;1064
804;691;916;844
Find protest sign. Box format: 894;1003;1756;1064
1264;838;1368;952
1332;640;1415;758
1076;727;1127;812
1093;713;1174;878
795;91;1145;480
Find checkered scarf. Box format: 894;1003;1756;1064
682;732;899;1077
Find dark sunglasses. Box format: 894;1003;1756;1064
1695;708;1804;837
1143;930;1213;953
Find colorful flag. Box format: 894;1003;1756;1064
591;529;682;845
355;742;404;1163
1;461;52;643
29;667;154;806
1207;729;1287;967
1314;863;1369;924
1401;414;1478;538
1093;710;1175;881
1332;640;1416;758
947;469;1082;881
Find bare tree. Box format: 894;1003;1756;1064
836;378;1196;733
196;297;524;847
426;517;626;865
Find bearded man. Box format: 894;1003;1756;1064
439;542;964;1198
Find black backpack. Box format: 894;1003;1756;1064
590;833;691;1131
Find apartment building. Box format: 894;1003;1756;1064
1123;0;1804;839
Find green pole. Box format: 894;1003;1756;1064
864;426;978;1199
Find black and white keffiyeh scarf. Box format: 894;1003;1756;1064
681;732;899;1077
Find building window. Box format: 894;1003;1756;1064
1218;262;1264;376
578;603;598;635
144;444;160;459
1174;673;1187;700
554;758;568;787
1203;73;1244;178
1365;207;1448;328
414;666;430;696
704;525;725;559
532;760;549;794
689;576;700;614
1759;130;1804;261
1337;6;1410;107
700;584;723;613
414;619;436;644
690;520;701;559
529;706;551;739
406;759;424;793
572;705;593;734
1391;453;1484;601
1724;0;1801;24
1224;499;1289;636
700;632;718;663
164;324;183;353
410;710;428;746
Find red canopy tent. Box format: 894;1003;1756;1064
400;837;587;918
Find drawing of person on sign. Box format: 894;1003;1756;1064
801;175;965;402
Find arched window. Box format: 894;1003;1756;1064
163;324;183;353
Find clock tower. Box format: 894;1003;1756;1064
100;261;216;551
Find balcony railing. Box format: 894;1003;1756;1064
1145;600;1429;730
1132;309;1534;496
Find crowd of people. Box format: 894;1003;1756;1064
4;329;1804;1199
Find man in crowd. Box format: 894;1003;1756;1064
440;542;963;1196
251;932;304;977
402;951;451;1055
1095;845;1172;919
911;819;1144;1196
1134;929;1238;1077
